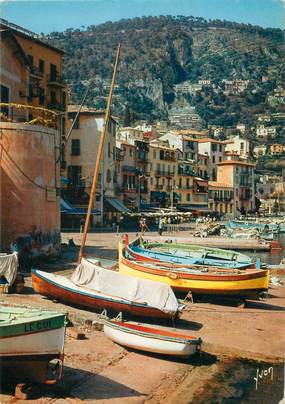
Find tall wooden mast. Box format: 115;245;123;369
77;43;121;264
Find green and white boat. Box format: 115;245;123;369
0;306;67;384
141;239;253;267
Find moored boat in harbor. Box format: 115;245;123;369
227;220;280;233
0;306;66;384
104;320;202;357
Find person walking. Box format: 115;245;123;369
139;217;144;233
139;217;149;235
158;217;164;236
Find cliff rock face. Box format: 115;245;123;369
145;78;165;113
46;16;284;124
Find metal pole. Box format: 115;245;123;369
138;176;141;213
78;43;121;264
171;183;174;212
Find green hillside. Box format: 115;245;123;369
46;16;284;125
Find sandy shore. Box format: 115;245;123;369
1;231;284;402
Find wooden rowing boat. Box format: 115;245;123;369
0;306;66;384
32;262;183;320
142;239;252;264
126;237;253;269
118;243;269;298
104;320;201;357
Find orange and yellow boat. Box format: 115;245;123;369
118;242;269;299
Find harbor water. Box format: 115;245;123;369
253;234;285;265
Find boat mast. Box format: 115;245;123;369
77;43;121;264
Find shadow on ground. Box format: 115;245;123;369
1;366;146;401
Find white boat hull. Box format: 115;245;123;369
104;323;199;357
1;327;65;356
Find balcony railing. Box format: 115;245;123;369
30;66;44;78
213;195;233;202
122;165;137;173
47;73;65;87
155;170;175;176
137;155;149;163
178;170;195;176
0;102;59;128
160;155;176;161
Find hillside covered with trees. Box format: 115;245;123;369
46;16;284;125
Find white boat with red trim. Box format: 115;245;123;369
104;320;202;357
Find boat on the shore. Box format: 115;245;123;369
125;237;254;269
222;227;275;241
119;243;269;298
32;259;183;320
104;320;202;357
0;252;19;291
0;306;66;384
228;220;280;234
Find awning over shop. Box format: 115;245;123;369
140;203;159;211
104;197;131;213
61;199;100;215
177;204;211;212
195;179;208;187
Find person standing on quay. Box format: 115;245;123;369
158;217;164;236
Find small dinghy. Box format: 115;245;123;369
104;320;202;357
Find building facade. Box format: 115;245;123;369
0;19;65;255
148;144;176;208
208;182;234;217
198;138;226;180
225;136;250;159
64;106;124;226
217;161;255;217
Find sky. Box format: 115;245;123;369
0;0;284;34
